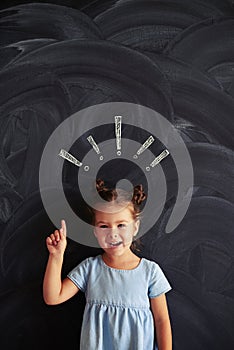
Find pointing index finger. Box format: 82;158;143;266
61;219;67;237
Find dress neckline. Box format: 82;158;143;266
99;254;143;271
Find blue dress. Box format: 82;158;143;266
67;254;172;350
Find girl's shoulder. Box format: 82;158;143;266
67;255;101;293
70;255;101;272
79;254;100;266
142;258;172;297
141;257;170;280
141;257;161;269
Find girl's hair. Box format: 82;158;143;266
93;179;146;253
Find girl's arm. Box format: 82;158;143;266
150;294;172;350
43;220;80;305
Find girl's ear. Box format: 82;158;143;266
133;219;140;237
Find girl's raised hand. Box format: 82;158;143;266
46;219;67;256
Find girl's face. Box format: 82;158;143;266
94;203;139;255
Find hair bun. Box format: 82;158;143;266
133;185;146;205
96;179;106;192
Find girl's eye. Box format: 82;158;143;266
99;225;108;229
118;224;126;229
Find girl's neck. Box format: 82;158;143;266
102;250;140;269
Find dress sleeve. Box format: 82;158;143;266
67;258;90;293
148;262;172;298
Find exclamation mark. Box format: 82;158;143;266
87;135;104;161
133;136;154;159
115;116;122;156
146;149;170;171
58;149;83;167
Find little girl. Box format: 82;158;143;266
43;180;172;350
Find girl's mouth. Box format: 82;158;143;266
108;241;123;247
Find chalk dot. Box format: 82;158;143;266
99;155;104;161
117;151;121;156
133;155;138;159
84;166;89;172
146;167;150;172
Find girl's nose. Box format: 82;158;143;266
109;228;118;238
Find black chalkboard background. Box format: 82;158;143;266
0;1;234;349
